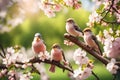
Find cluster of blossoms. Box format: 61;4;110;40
97;28;120;59
103;0;120;22
2;47;29;67
71;48;94;80
87;0;120;27
97;28;120;74
0;46;49;80
64;39;74;46
38;51;50;61
0;0;81;33
7;70;33;80
106;58;119;74
64;0;81;9
86;11;102;27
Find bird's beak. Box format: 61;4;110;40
36;37;40;42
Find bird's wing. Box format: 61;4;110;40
74;24;82;32
92;35;102;55
42;39;47;46
61;49;73;70
74;24;83;34
61;50;66;61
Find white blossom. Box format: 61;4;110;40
19;72;33;80
116;30;120;36
64;0;80;9
79;67;92;80
73;48;89;65
87;11;102;27
3;47;30;66
106;58;119;74
73;68;82;77
73;67;92;80
38;51;50;61
104;37;120;58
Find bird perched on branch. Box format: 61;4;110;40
49;43;66;73
32;33;46;56
83;28;102;55
65;18;83;37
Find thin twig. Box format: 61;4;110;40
92;71;100;80
0;44;6;57
102;0;114;19
0;52;5;58
101;19;120;24
31;64;41;75
112;7;120;14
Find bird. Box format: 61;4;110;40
49;43;66;73
32;33;46;56
65;18;83;37
83;28;102;55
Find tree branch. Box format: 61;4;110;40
0;64;7;69
64;33;109;65
16;57;74;73
101;19;120;24
112;7;120;14
0;44;73;73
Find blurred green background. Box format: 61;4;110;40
0;8;89;50
0;5;115;80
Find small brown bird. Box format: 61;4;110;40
49;43;66;73
32;33;46;56
66;18;83;37
83;28;102;55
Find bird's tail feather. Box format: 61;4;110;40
49;65;55;73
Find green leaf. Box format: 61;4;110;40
96;4;105;13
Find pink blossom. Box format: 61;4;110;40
103;1;110;9
44;9;55;18
73;48;89;66
96;34;105;44
116;30;120;36
73;68;82;77
75;56;89;65
38;1;49;11
38;51;50;61
87;11;102;27
79;67;92;80
73;3;81;9
73;67;92;80
64;0;74;7
106;58;119;74
103;37;120;58
0;10;7;18
1;69;7;75
64;40;74;46
54;4;62;12
64;0;80;9
19;72;33;80
108;37;120;58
